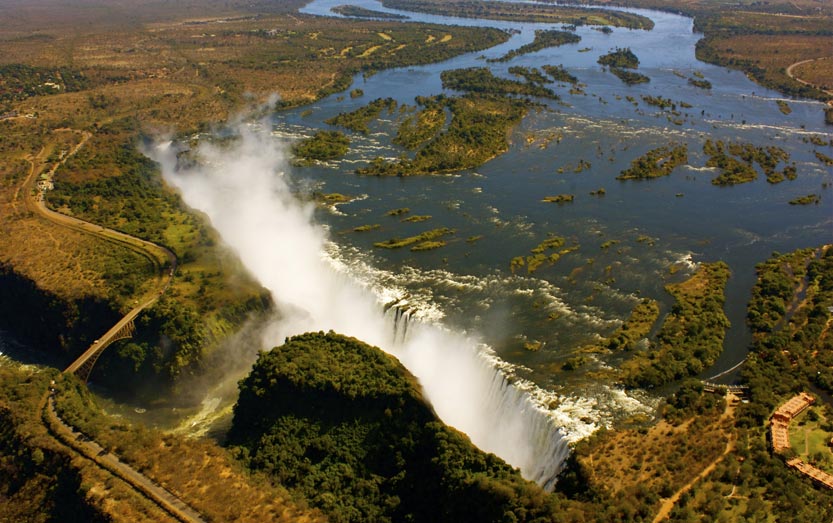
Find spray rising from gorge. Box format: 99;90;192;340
151;119;570;488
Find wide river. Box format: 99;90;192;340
267;1;832;417
46;0;832;455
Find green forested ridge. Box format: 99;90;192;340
227;331;571;523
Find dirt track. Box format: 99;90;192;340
651;393;739;523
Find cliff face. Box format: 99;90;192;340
0;262;272;398
228;331;563;523
0;404;111;523
0;263;120;364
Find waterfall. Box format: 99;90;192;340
383;300;571;488
150;124;573;490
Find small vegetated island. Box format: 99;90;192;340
328;67;558;176
381;0;654;29
541;64;579;84
616;143;688;180
331;5;408;20
440;67;559;99
292;130;350;162
598;47;640;69
704;139;796;185
816;150;833;166
688;77;712;89
373;227;454;251
789;194;821;205
510;235;580;274
488;29;581;63
227;331;565;523
597;47;650;85
541;194;575;203
325;97;399;134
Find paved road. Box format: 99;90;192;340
22;131;201;521
21;135;177;375
23;149;176;280
44;394;206;523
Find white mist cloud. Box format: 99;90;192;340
149;117;569;488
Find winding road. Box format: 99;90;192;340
20;130;203;522
786;57;833;102
21;133;177;376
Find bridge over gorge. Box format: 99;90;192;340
22;138;177;381
64;316;137;382
18;128;206;521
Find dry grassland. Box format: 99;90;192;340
706;33;833;91
0;119;150;302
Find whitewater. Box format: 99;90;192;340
150;120;578;489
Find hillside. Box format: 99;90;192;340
227;331;571;523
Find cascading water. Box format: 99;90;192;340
385;299;414;345
149;120;571;489
383;300;572;487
